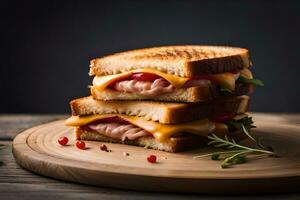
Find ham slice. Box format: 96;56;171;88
88;122;151;141
112;78;212;96
114;78;175;96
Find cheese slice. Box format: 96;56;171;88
65;114;228;142
92;69;189;91
92;68;251;91
211;72;240;91
240;68;253;79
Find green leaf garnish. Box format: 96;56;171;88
234;154;247;164
211;153;220;160
225;116;255;132
193;116;276;168
219;86;233;94
221;152;247;168
238;76;264;86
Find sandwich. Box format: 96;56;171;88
65;45;261;152
89;45;260;102
65;96;252;152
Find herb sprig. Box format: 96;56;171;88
219;75;264;94
194;117;276;168
238;76;264;86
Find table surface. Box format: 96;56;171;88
1;114;300;200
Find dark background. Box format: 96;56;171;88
1;0;300;113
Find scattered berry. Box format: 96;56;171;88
76;141;86;150
100;144;108;151
147;155;157;163
58;136;68;146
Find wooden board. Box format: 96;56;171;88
12;113;300;194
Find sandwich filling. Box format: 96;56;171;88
65;113;246;143
84;117;151;141
92;68;253;97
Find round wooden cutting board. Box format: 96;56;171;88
12;113;300;194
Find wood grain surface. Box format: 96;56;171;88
11;113;300;194
1;114;300;199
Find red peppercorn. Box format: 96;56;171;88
76;141;86;150
58;136;68;146
100;144;108;151
147;155;157;163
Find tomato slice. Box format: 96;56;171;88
210;113;236;122
131;73;162;82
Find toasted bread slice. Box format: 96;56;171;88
91;82;253;103
75;128;245;153
70;95;249;124
89;45;251;77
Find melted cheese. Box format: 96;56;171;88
211;72;240;91
92;68;249;91
65;114;228;142
240;68;253;79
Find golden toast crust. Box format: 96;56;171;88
89;45;250;77
70;95;249;124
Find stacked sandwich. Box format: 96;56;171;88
66;46;261;152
